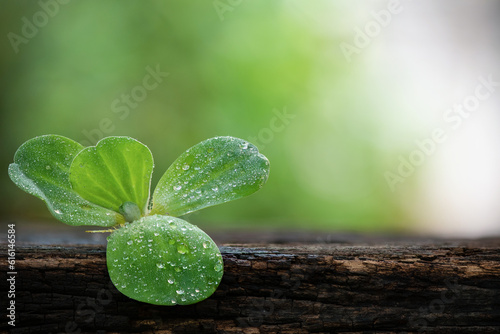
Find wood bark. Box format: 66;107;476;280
1;237;499;333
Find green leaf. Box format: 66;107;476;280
107;215;223;305
151;136;270;217
8;135;123;227
69;136;154;217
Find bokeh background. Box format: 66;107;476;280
1;0;499;238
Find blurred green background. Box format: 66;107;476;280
1;1;499;236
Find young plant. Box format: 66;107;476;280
9;135;270;305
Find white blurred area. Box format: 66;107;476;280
371;0;500;237
290;0;500;237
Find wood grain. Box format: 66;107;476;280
1;237;499;333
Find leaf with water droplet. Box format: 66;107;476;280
151;136;270;216
69;136;153;217
8;135;122;226
10;134;270;306
107;215;223;305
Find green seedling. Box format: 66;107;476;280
9;135;270;305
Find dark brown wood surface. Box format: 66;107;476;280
1;236;500;333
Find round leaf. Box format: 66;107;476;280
106;215;224;305
8;135;123;227
70;137;154;216
151;136;270;216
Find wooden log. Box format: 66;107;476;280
1;237;500;333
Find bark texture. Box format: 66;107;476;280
1;237;500;334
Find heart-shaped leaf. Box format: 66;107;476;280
8;135;123;227
151;136;270;216
70;137;154;217
106;215;223;305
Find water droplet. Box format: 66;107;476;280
174;267;181;272
214;263;223;272
54;209;62;215
176;289;184;295
169;239;175;245
241;142;249;149
173;185;182;191
177;244;188;254
195;288;200;293
154;233;159;236
127;240;133;245
212;186;219;192
202;242;208;249
168;279;175;284
45;165;51;170
156;263;165;269
182;164;190;170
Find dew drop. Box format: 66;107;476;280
168;279;174;284
176;289;184;295
177;244;188;254
169;239;175;245
45;165;51;170
156;263;165;269
182;164;190;170
211;186;219;192
214;263;223;272
127;240;133;245
202;242;208;249
173;185;182;191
